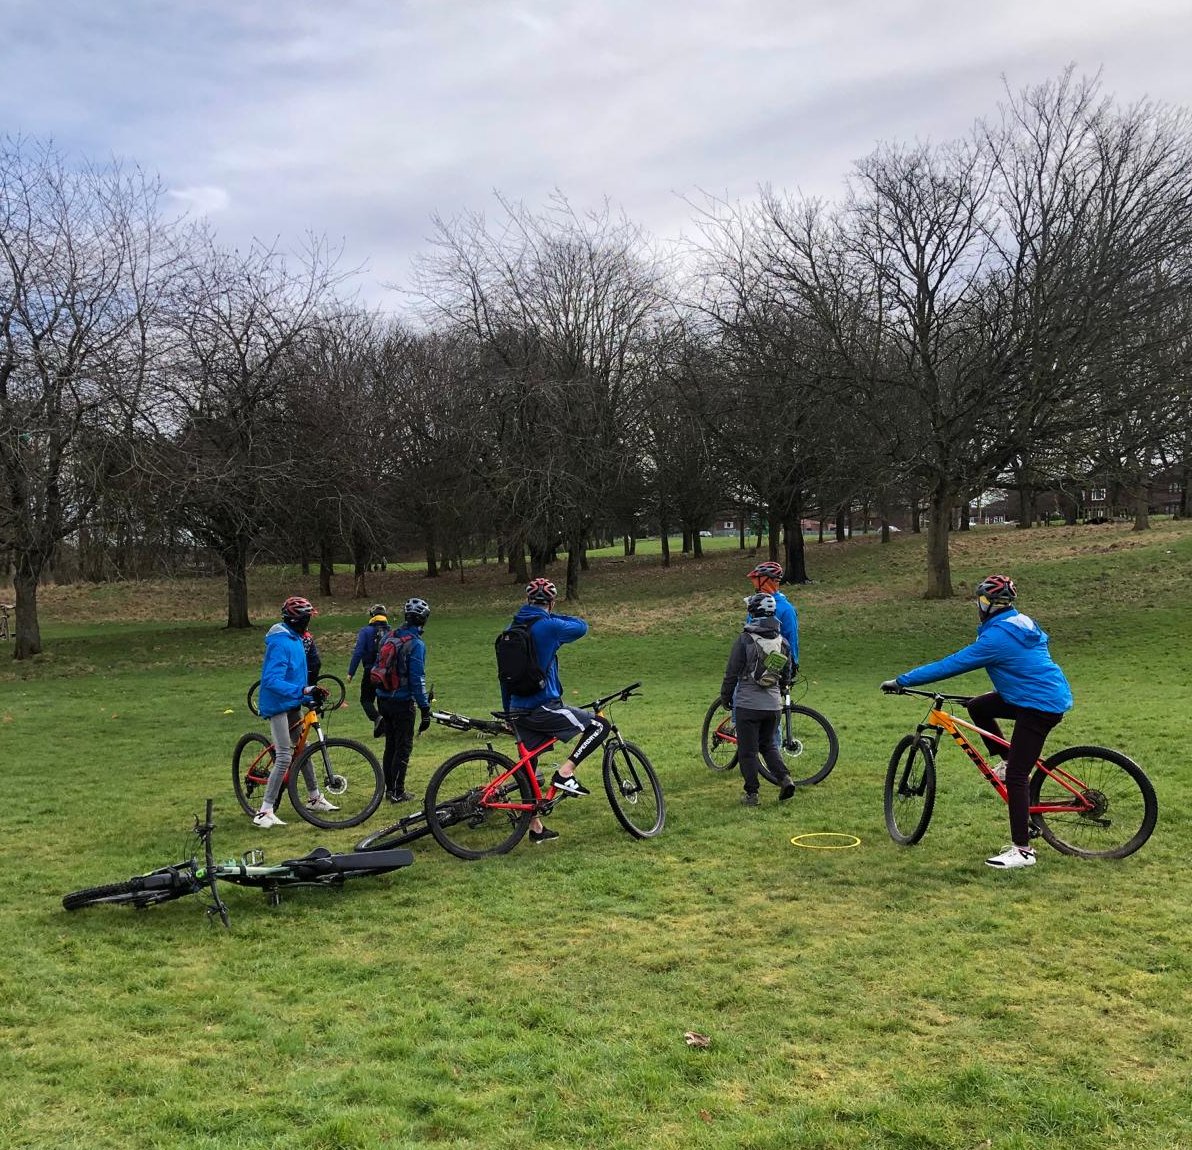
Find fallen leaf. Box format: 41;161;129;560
684;1030;711;1048
222;709;235;714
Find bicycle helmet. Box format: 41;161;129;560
745;592;777;618
748;561;783;583
525;577;557;604
368;603;387;617
281;596;316;625
404;597;431;625
976;574;1017;621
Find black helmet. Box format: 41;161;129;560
975;574;1016;621
744;592;777;618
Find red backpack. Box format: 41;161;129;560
369;631;414;692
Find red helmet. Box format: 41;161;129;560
525;578;557;604
281;595;317;624
748;561;783;582
975;574;1016;620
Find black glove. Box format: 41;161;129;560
880;680;902;694
305;685;330;706
418;708;432;735
719;696;734;712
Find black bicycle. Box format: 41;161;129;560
247;673;346;717
355;709;516;851
701;680;839;786
62;800;413;926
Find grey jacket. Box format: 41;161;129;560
720;618;794;712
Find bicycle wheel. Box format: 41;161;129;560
355;809;435;850
884;735;937;845
603;741;665;838
288;737;384;829
1030;745;1158;859
424;749;534;860
316;673;347;710
246;680;262;716
759;704;840;787
700;700;738;772
62;870;194;911
232;732;277;816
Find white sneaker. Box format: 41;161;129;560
306;795;339;812
985;844;1036;869
253;809;286;828
991;760;1008;782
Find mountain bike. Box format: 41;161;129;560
420;682;664;860
883;688;1158;858
354;709;515;851
62;800;414;926
232;694;384;829
701;679;839;786
247;673;345;716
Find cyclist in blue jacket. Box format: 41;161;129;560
347;604;389;729
375;598;433;803
745;561;799;754
253;596;338;828
501;577;610;844
882;574;1073;870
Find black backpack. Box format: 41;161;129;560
495;618;546;696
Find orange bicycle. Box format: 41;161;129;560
231;695;383;830
884;688;1157;858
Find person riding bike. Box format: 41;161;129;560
499;577;609;845
881;574;1073;870
722;592;797;806
374;598;433;803
253;596;338;828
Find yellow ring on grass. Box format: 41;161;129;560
790;832;861;850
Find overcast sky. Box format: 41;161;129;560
5;0;1192;313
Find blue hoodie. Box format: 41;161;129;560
500;604;589;711
374;623;431;709
258;622;309;718
896;607;1073;713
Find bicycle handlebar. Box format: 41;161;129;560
584;681;643;712
886;686;974;704
199;798;230;927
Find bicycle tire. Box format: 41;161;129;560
700;700;738;772
424;749;534;860
62;872;193;911
884;734;937;845
759;703;839;787
232;732;277;816
287;737;384;829
602;741;665;838
1030;745;1158;859
316;673;347;710
246;679;262;716
355;810;436;851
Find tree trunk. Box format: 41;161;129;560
1132;483;1150;532
834;506;846;543
783;503;809;584
924;486;955;599
565;534;582;600
318;538;335;598
12;555;44;659
223;541;252;628
959;502;971;531
659;509;671;568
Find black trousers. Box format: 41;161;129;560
966;691;1063;847
735;707;789;795
358;673;379;722
377;696;415;795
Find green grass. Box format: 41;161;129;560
2;522;1191;1148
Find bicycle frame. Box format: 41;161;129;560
908;692;1108;818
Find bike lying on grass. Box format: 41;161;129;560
62;800;414;926
701;678;839;786
232;690;384;830
883;687;1158;858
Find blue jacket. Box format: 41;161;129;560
374;624;430;710
745;590;799;662
896;608;1073;713
348;622;389;677
258;623;309;718
500;604;588;711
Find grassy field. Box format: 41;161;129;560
1;522;1190;1149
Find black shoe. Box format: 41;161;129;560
529;826;560;844
392;790;415;803
778;776;797;801
551;771;590;797
741;792;759;807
